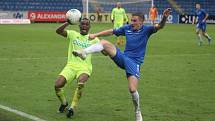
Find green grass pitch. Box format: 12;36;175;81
0;23;215;121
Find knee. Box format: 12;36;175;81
129;88;137;93
54;76;66;90
100;40;110;46
129;85;137;93
78;74;89;84
202;32;206;36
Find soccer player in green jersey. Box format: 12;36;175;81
54;18;99;118
111;2;128;46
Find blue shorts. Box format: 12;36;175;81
196;22;206;32
111;48;141;79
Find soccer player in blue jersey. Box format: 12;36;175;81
73;8;171;121
193;3;212;46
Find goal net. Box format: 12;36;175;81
82;0;153;23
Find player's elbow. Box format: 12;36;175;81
56;29;62;35
155;24;164;30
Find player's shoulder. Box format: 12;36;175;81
112;8;117;11
121;24;131;30
67;30;77;34
143;25;154;29
199;8;206;13
121;8;125;10
142;25;156;31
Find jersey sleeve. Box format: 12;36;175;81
113;25;126;36
111;8;115;20
123;8;128;22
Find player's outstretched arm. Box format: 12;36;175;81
56;22;70;37
89;29;113;39
203;13;209;22
155;8;171;31
192;16;197;24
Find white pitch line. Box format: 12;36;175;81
0;104;46;121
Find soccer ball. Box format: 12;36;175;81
66;9;82;23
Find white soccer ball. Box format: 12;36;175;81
66;9;82;23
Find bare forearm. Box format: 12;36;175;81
155;8;171;30
203;14;209;22
95;29;113;37
156;16;168;30
193;17;196;24
56;22;69;37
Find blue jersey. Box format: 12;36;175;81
196;9;207;23
113;24;157;64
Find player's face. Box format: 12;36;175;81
79;20;90;35
116;2;121;8
131;16;143;30
196;4;200;9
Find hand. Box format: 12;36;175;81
89;34;96;39
163;8;171;17
67;19;72;25
202;19;206;23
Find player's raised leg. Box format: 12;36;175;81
54;76;68;113
67;73;89;118
73;40;117;59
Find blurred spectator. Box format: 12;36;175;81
96;7;102;22
149;5;158;25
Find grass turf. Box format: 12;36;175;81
0;23;215;121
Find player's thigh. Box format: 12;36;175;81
196;23;202;34
59;66;76;84
100;40;117;57
111;48;125;69
76;71;90;83
124;57;140;79
201;23;206;32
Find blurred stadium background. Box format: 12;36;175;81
0;0;215;24
0;0;215;121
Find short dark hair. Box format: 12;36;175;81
132;13;145;21
195;2;201;5
80;17;90;24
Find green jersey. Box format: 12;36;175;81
66;30;99;72
111;8;128;24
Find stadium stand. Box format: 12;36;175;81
0;0;83;11
172;0;215;15
0;0;214;16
